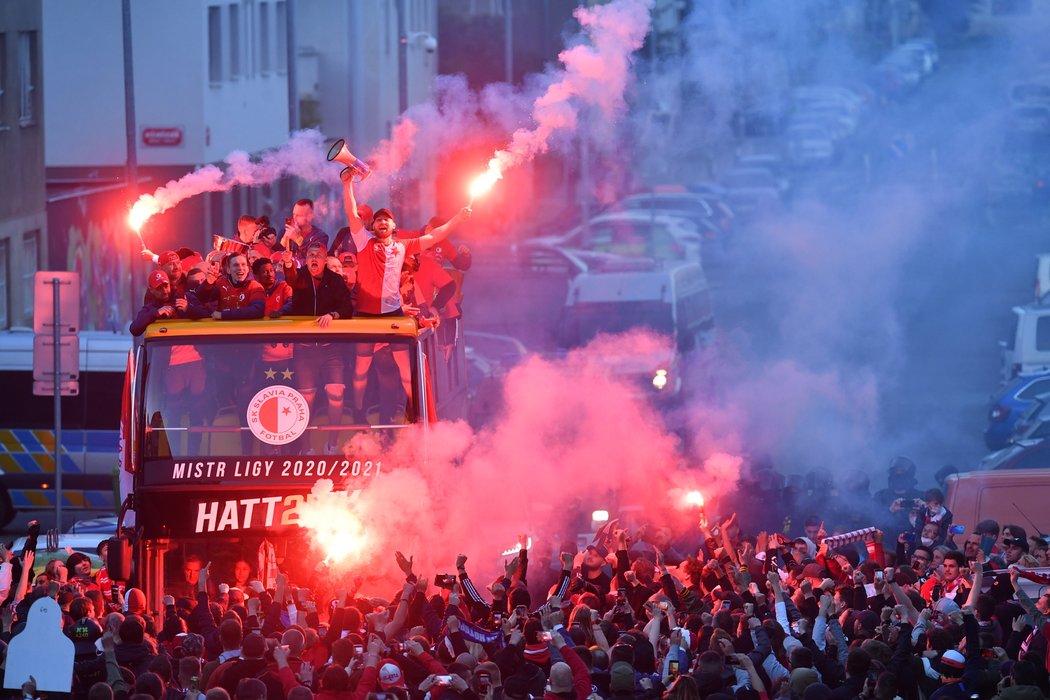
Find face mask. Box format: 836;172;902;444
921;537;935;547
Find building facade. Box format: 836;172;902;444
42;0;293;329
0;0;45;329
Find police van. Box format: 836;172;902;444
558;262;714;398
1000;253;1050;381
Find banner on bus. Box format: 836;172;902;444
136;486;362;537
142;456;383;487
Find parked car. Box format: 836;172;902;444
609;191;728;238
986;373;1050;450
1006;395;1050;444
535;211;703;263
786;124;838;167
735;154;792;194
720;167;784;216
979;438;1050;470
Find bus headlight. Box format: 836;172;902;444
652;369;669;389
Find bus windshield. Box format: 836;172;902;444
561;301;674;347
141;334;419;460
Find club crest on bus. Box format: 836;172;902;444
246;385;310;445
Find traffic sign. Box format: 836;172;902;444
32;334;79;382
32;381;79;397
33;272;80;335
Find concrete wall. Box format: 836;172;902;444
43;0;289;168
296;0;437;155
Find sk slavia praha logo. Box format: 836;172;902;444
247;385;310;445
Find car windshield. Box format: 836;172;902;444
141;335;418;461
561;301;674;347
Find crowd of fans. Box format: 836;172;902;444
133;172;473;338
130;174;474;437
2;464;1049;700
37;147;1046;700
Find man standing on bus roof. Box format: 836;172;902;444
282;243;353;449
341;170;471;420
282;199;329;265
130;271;199;336
196;252;266;320
253;257;293;319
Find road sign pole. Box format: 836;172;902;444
51;277;62;532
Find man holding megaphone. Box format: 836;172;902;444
339;165;472;420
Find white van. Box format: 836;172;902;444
999;253;1050;381
559;263;714;397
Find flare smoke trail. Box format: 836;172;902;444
127;130;337;231
470;0;655;195
128;0;655;232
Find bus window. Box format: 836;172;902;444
142;335;419;460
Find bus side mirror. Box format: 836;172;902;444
107;536;133;581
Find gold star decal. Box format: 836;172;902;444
264;368;277;379
281;368;294;380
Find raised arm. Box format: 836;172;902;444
341;174;371;252
417;208;472;251
1011;568;1048;628
885;568;920;624
965;549;985;610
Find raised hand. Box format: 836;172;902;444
449;582;461;607
395;551;414;576
456;553;468;571
367;633;384;656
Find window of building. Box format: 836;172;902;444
208;6;222;83
259;2;270;73
18;31;37;125
244;0;255;76
0;33;6;105
0;240;8;329
276;2;287;73
22;231;39;321
229;4;240;78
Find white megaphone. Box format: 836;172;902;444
327;139;372;182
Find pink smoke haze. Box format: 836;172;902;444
128;130;336;230
473;0;653;189
298;329;745;591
